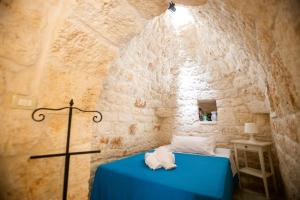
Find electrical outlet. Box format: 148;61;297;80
11;94;36;109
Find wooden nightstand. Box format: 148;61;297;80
231;139;277;199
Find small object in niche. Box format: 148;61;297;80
135;98;146;108
207;113;212;121
198;99;217;122
202;114;208;121
211;111;217;121
198;107;204;121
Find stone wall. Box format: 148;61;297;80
230;0;300;198
0;0;146;199
0;0;299;199
90;3;276;192
91;15;180;169
262;1;300;198
157;3;271;144
91;1;300;198
155;4;278;191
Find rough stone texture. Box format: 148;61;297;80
0;0;142;199
229;0;300;198
91;16;180;171
90;4;276;193
0;0;299;200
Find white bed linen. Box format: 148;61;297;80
214;148;238;176
170;135;216;155
161;145;237;176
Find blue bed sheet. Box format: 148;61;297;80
91;152;233;200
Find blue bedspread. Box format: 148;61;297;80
91;152;233;200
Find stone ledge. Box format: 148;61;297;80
199;121;217;125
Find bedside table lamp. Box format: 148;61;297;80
244;123;257;141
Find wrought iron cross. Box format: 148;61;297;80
30;99;102;200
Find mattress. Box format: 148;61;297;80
91;152;233;200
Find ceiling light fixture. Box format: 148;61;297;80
168;1;176;12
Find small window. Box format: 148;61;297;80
198;100;217;122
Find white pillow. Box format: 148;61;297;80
170;135;216;155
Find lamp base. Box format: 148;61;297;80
248;134;256;142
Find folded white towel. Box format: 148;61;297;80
145;152;161;170
145;147;176;170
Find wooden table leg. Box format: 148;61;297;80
259;149;270;199
268;149;277;192
243;151;248;167
234;145;242;188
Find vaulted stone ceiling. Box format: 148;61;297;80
127;0;207;19
0;0;299;200
92;2;300;198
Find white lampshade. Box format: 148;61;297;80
244;123;257;141
244;123;258;133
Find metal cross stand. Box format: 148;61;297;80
30;99;102;200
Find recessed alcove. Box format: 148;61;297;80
198;100;217;124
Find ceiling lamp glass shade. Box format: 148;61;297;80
168;1;176;12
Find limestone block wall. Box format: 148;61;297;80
0;0;299;199
0;0;148;199
90;3;276;192
91;15;181;170
155;4;278;190
157;2;270;143
0;2;76;199
262;2;300;198
231;0;300;198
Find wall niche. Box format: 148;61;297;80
198;100;217;124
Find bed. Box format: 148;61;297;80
91;148;236;200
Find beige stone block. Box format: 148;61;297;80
232;105;249;113
0;0;59;66
234;112;254;125
68;155;90;199
246;99;269;113
100;112;118;122
95;121;113;135
73;0;145;45
285;114;298;142
118;113;133;122
141;108;155;116
0;156;29;200
27;157;64;200
4;67;33;95
2;110;45;156
50;18;118;73
155;107;174;118
219;125;242;135
217;108;236;125
254;113;269;125
113;123;128;135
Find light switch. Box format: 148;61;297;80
11;94;36;109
